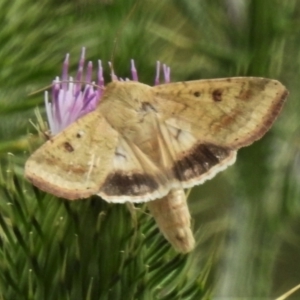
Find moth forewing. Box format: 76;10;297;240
25;78;288;202
25;110;119;200
147;188;195;253
152;77;288;149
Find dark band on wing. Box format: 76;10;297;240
101;172;159;196
173;143;232;181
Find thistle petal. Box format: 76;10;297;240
46;49;171;135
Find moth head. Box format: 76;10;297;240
102;81;153;107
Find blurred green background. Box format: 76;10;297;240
0;0;300;299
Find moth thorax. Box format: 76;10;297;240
147;188;195;253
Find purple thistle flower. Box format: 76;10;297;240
45;48;171;135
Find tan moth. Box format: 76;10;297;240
25;50;288;253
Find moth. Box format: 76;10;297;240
25;77;288;253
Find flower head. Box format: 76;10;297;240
45;48;171;135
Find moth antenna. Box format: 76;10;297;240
28;84;54;96
31;2;139;98
28;80;104;97
110;0;140;68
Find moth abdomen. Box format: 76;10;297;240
147;188;195;253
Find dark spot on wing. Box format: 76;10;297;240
63;142;74;152
101;172;158;196
175;129;181;140
115;151;126;159
212;89;223;102
237;89;252;101
76;131;84;138
193;91;201;97
173;143;232;181
141;102;157;113
171;128;182;140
